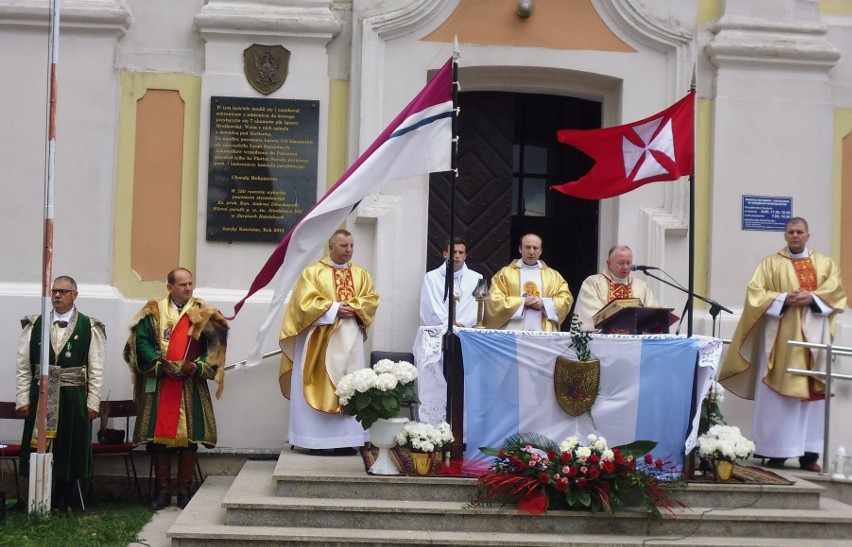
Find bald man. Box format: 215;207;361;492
485;233;572;331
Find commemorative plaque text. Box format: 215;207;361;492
207;96;319;242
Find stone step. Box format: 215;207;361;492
222;494;852;540
220;459;852;540
270;448;824;510
168;448;852;546
170;477;850;547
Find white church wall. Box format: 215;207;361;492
703;0;851;467
3;0;851;457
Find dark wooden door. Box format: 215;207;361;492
427;92;513;280
428;91;601;328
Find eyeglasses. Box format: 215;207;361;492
51;289;76;296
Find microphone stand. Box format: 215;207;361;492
638;269;732;337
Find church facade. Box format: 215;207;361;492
1;0;851;457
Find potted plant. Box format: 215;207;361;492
396;421;454;475
335;359;418;475
335;359;418;430
696;424;755;481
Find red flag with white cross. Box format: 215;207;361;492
552;90;695;200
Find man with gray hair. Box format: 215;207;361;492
574;244;660;331
16;275;106;516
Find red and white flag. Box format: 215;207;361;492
232;59;454;368
552;90;695;200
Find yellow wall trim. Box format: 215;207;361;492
834;107;852;301
114;71;201;300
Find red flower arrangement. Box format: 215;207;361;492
470;432;685;517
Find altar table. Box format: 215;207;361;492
456;329;722;472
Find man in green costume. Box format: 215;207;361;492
125;267;228;510
15;275;106;516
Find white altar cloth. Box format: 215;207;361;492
456;329;721;473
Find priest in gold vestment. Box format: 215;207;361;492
575;245;659;331
485;233;573;331
720;218;846;472
280;230;379;452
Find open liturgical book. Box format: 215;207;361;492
592;298;642;328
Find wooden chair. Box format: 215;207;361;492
370;351;417;420
91;400;142;500
0;402;23;503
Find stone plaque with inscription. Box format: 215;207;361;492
207;96;319;242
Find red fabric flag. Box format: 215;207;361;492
552;90;695;200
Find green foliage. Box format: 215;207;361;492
568;313;594;361
497;431;560;454
343;381;416;430
0;499;154;546
698;384;726;436
615;440;658;459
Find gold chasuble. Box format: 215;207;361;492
485;260;573;331
279;258;379;412
720;249;846;401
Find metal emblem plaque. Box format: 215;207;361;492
244;44;290;95
554;357;600;417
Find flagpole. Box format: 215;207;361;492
687;171;694;338
687;72;697;338
683;76;698;479
445;41;463;462
32;0;61;515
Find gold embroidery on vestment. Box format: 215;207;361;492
792;258;817;291
334;267;355;302
609;282;632;300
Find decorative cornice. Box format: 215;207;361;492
0;0;131;33
594;0;694;51
360;0;447;41
706;10;840;70
194;0;342;40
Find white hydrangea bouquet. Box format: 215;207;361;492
335;359;418;430
396;421;454;454
696;424;755;464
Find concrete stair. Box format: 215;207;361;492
166;447;852;546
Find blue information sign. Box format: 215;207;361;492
741;195;792;231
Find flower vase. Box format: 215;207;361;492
411;451;436;476
368;417;408;475
715;460;735;482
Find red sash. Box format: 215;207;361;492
154;314;199;440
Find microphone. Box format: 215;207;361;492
630;264;659;272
